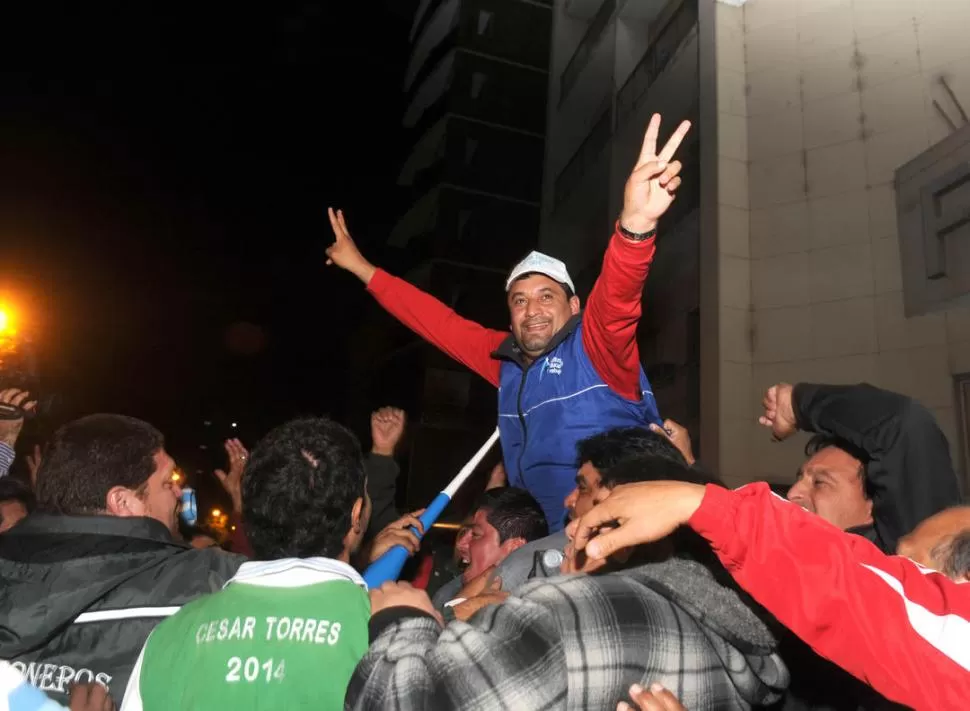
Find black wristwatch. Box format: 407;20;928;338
617;222;657;242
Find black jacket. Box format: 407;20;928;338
793;382;961;553
364;452;401;539
0;514;243;704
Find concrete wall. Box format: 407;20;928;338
714;0;970;486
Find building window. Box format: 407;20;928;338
463;138;479;165
477;9;493;36
554;103;613;207
616;0;698;129
560;0;616;104
895;125;970;316
470;71;487;99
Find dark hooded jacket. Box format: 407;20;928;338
0;514;243;704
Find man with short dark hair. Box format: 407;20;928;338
347;454;788;711
760;382;961;553
495;425;712;592
0;414;243;705
432;486;548;611
120;417;374;710
758;382;963;710
326;115;691;530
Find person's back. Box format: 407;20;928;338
349;557;788;710
0;414;243;704
128;559;368;710
122;417;373;711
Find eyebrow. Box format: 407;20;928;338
509;287;558;300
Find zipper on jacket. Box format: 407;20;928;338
516;365;529;487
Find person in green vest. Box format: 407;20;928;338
120;417;376;711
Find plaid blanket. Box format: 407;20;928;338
346;559;788;710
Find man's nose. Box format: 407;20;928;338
786;482;806;503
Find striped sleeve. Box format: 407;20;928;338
0;442;15;478
689;482;970;710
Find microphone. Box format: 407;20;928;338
362;427;500;588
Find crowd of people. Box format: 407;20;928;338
0;114;967;710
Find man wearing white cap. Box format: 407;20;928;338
327;114;690;530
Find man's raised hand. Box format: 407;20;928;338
759;383;798;441
566;481;706;561
620;114;691;234
371;407;406;457
214;438;249;515
326;207;377;284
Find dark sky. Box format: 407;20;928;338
0;1;417;500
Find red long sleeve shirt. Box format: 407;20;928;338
366;226;657;401
689;483;970;710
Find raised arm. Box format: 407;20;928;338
582;115;690;401
326;208;505;386
760;382;961;551
569;481;970;710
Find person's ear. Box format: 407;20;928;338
350;496;365;534
501;536;527;556
105;486;136;517
569;296;581;315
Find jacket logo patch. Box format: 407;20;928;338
540;356;563;379
11;661;112;695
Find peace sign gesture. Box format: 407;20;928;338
619;114;691;234
326;207;377;285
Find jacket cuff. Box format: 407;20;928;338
791;382;817;431
365;268;392;296
369;606;440;643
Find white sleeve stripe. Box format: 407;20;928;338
74;606;181;624
861;564;970;671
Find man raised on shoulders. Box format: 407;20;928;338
326;114;691;530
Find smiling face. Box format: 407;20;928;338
507;274;580;360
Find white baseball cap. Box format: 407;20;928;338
505;251;576;294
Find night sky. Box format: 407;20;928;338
0;1;417;506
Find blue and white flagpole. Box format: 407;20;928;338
362;427;501;589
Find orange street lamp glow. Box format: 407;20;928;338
211;508;222;518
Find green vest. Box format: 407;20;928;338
125;558;369;710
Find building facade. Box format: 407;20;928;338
540;0;970;489
365;0;554;511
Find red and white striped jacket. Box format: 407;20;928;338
689;482;970;710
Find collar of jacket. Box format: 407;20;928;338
846;522;887;552
229;557;366;590
8;512;184;546
491;313;583;368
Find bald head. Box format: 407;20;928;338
897;506;970;581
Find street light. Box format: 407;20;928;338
211;508;222;518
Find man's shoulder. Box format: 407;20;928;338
144;547;245;594
496;531;569;592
